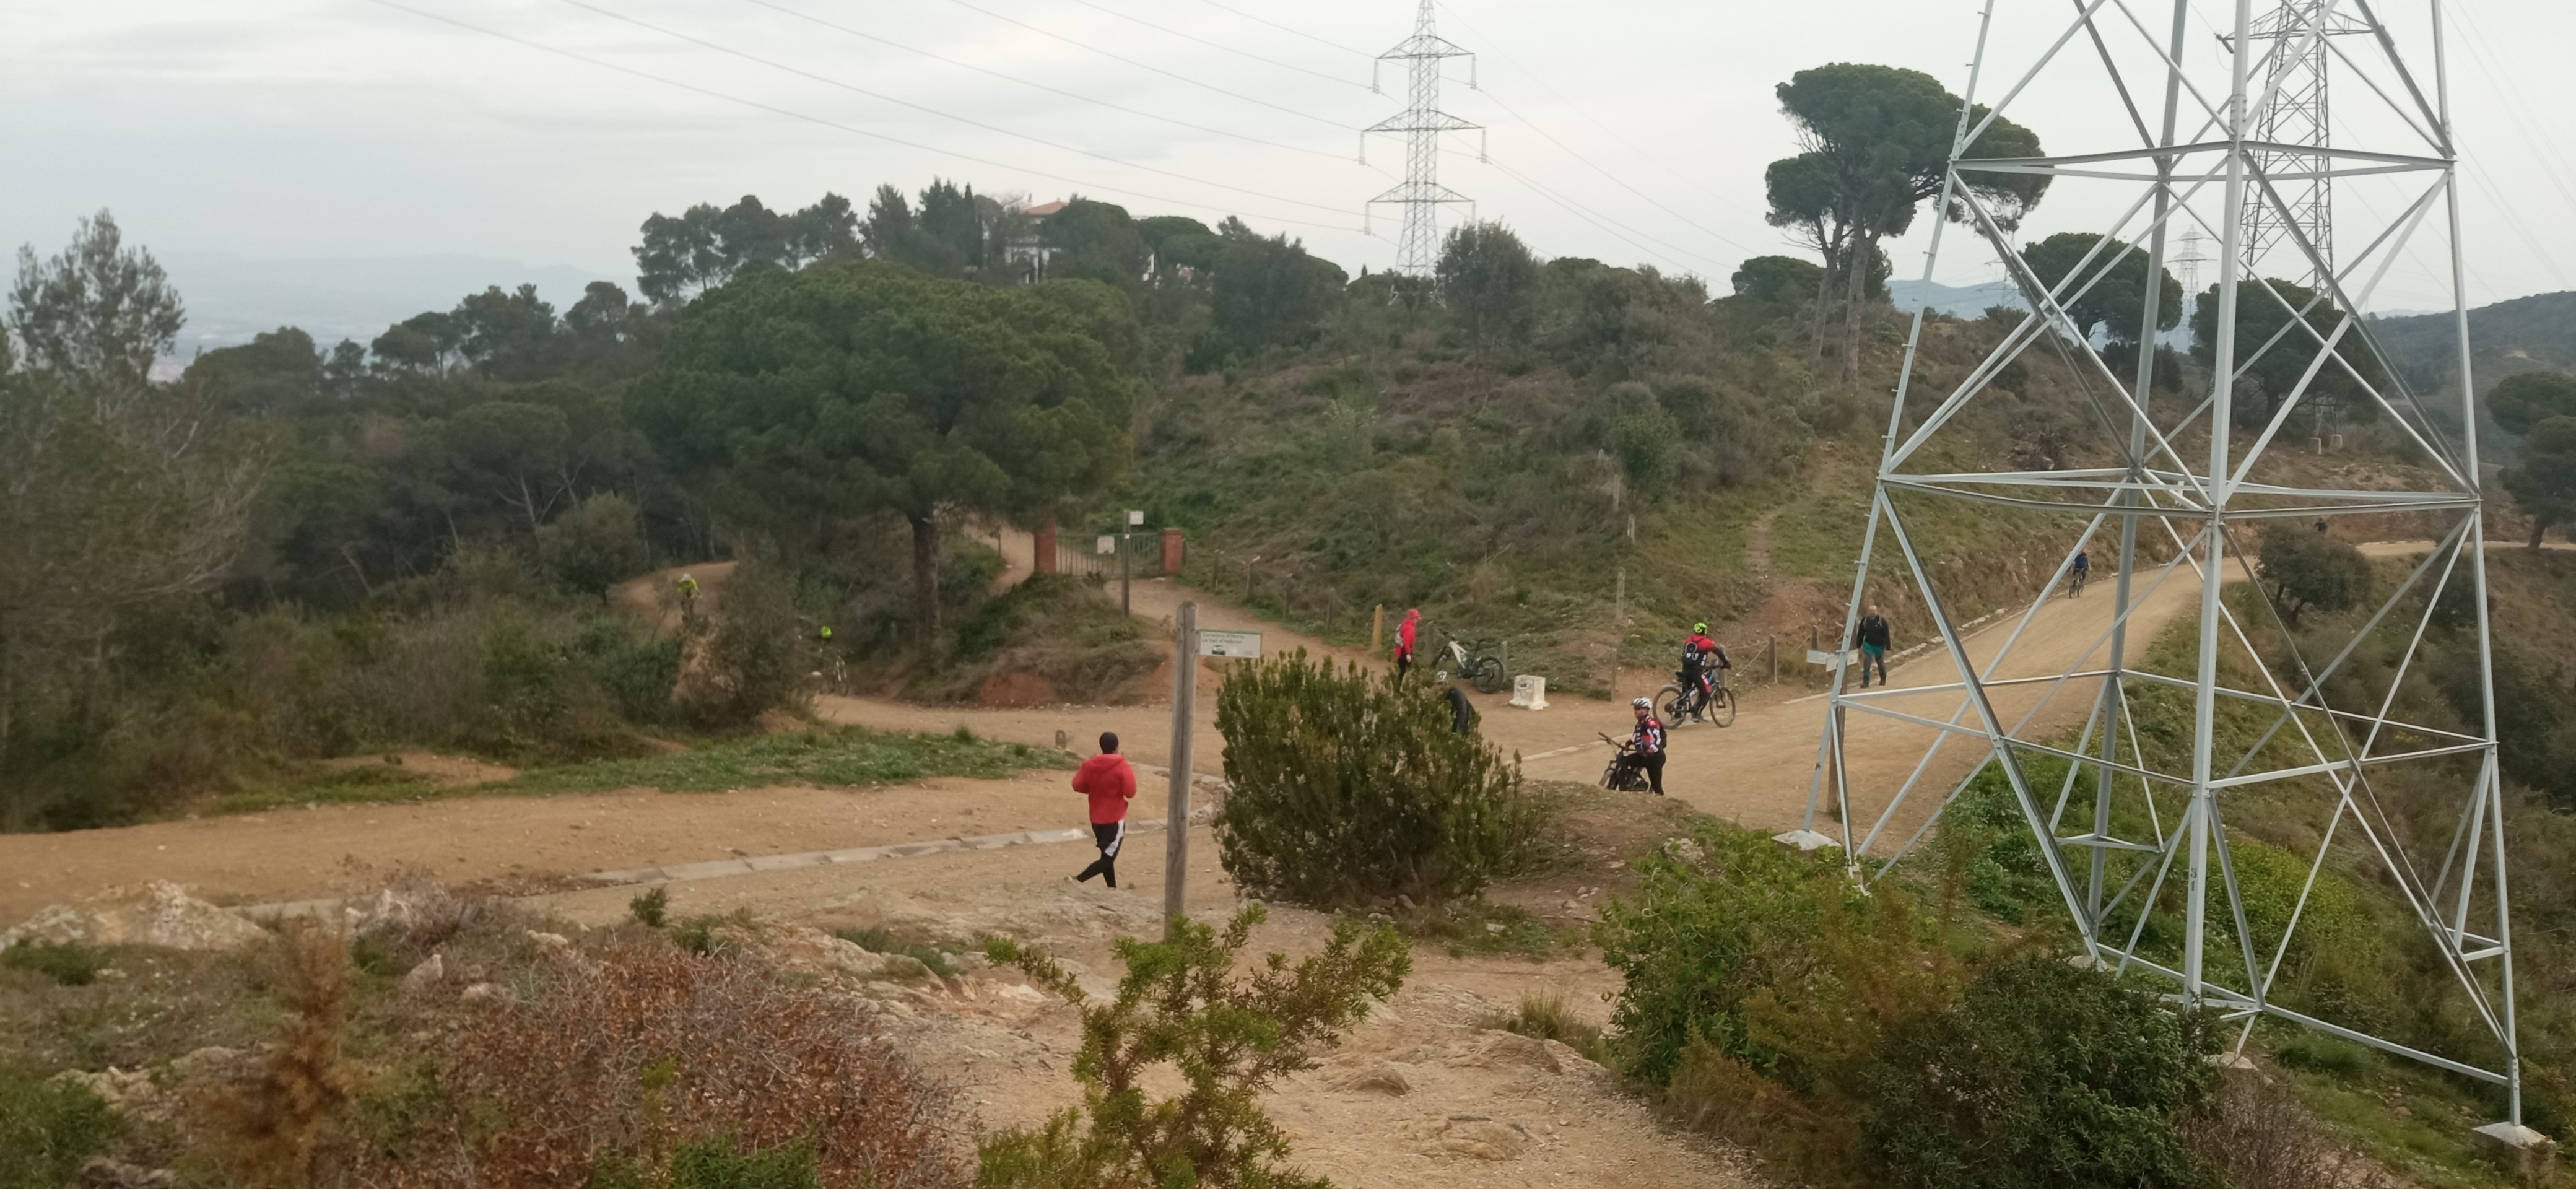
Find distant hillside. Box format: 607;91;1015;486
2365;289;2576;394
1889;278;2023;318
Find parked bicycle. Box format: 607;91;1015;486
1429;628;1509;694
1597;732;1653;792
1656;668;1736;728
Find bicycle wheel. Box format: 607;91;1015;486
1711;686;1737;728
1656;684;1690;725
1473;656;1508;694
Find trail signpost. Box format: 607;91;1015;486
1123;510;1143;616
1165;601;1199;935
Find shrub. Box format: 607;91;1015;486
536;493;651;596
2256;521;2370;624
833;926;958;979
0;1063;123;1189
1212;652;1545;908
1477;995;1603;1058
352;944;955;1188
1591;825;1874;1082
0;941;105;986
980;905;1409;1189
629;886;670;928
1863;956;2218;1189
204;918;356;1189
676;560;806;728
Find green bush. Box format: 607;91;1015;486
572;617;681;726
629;886;670;929
539;493;653;596
0;941;104;986
678;561;806;729
1212;651;1545;908
1591;825;1868;1082
979;905;1408;1189
833;926;957;979
0;1064;124;1189
1863;956;2218;1189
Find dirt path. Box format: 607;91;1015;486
0;537;2489;923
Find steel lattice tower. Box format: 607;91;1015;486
1365;0;1479;276
2240;0;2374;287
1801;0;2531;1140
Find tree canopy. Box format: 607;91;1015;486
1770;63;2047;379
633;261;1133;635
633;193;856;305
1435;221;1539;356
2189;278;2387;426
2021;232;2183;348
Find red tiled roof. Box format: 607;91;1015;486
1022;201;1069;217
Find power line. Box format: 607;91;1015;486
1187;0;1369;59
1055;0;1368;90
1479;156;1703;278
1464;79;1765;260
736;0;1351;161
1434;1;1760;226
552;0;1354;216
363;0;1365;232
941;0;1358;133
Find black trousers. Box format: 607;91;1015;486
1639;751;1666;796
1396;649;1412;680
1076;821;1125;888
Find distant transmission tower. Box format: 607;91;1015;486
1364;0;1480;276
2238;0;2371;288
2173;227;2211;293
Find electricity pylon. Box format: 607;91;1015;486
2239;0;2374;288
1803;0;2529;1140
1364;0;1479;277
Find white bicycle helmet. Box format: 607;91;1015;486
1632;697;1653;709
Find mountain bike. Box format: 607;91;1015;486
1657;668;1736;728
1430;630;1508;694
1598;733;1652;792
2068;567;2090;598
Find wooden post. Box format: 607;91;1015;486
1121;531;1133;616
1165;601;1198;936
1609;567;1625;699
1372;605;1385;655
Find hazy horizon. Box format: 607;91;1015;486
12;0;2576;341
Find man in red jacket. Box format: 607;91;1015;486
1072;731;1139;888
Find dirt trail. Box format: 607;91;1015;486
2;538;2499;922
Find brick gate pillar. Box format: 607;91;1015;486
1160;527;1184;574
1034;517;1058;575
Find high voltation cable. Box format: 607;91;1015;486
1188;0;1370;58
549;0;1355;216
940;0;1360;133
363;0;1365;232
736;0;1351;162
1055;0;1368;90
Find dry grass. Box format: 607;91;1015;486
341;941;959;1188
2186;1068;2403;1189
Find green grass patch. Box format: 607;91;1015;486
487;726;1068;796
0;1063;123;1189
1477;993;1609;1064
833;926;961;980
0;943;104;988
203;762;442;815
1393;900;1567;959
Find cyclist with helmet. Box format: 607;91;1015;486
1678;622;1730;723
1625;697;1668;796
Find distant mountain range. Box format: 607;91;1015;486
1888;279;2026;318
159;251;615;362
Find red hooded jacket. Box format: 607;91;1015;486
1073;752;1138;824
1396;610;1420;657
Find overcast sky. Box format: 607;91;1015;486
6;0;2573;324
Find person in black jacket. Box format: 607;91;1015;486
1853;604;1892;688
1446;683;1479;735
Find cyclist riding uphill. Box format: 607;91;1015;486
1677;622;1730;722
1625;697;1669;796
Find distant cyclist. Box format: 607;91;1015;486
2070;549;2091;598
1677;622;1730;722
676;573;700;622
1625;697;1668;796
